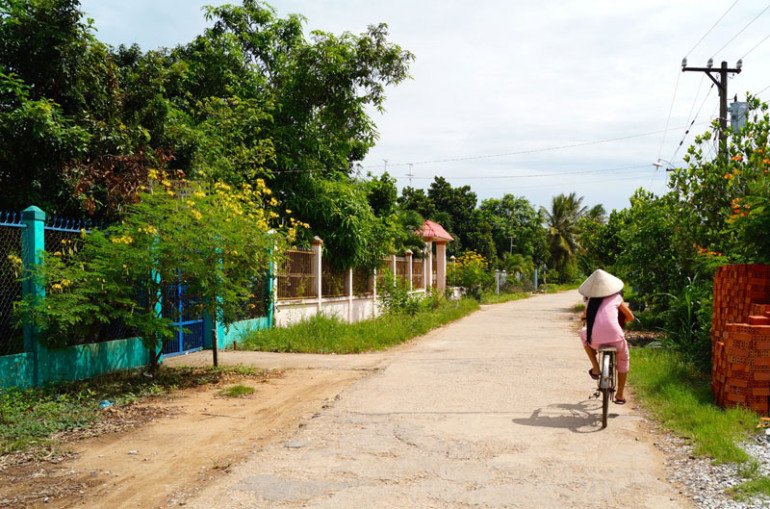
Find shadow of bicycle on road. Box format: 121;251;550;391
512;399;618;433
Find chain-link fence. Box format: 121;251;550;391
44;217;138;345
0;213;25;357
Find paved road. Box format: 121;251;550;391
185;291;690;509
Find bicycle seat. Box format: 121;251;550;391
598;346;617;352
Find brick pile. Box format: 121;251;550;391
712;264;770;414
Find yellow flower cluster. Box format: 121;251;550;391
138;225;158;236
454;251;489;269
50;279;71;293
111;235;134;245
6;254;22;267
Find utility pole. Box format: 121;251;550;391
681;58;742;156
407;163;414;186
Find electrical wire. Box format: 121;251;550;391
494;172;658;192
391;164;651;181
712;3;770;56
366;123;708;170
741;32;770;58
686;0;741;56
656;72;681;162
668;83;716;163
755;83;770;96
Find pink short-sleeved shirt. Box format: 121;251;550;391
579;293;625;345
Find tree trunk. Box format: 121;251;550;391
212;327;219;367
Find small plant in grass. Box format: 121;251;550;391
219;384;255;398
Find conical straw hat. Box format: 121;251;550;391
578;269;624;298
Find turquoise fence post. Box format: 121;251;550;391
21;205;45;386
152;268;163;365
266;246;275;329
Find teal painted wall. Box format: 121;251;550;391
222;317;270;349
0;338;151;388
39;337;151;384
0;353;34;389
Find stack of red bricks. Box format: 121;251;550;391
712;264;770;414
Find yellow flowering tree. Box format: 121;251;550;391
16;171;303;368
447;251;493;299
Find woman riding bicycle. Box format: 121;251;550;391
578;269;634;405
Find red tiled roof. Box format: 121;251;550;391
418;220;453;242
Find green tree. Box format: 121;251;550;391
479;194;545;261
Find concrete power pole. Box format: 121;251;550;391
681;58;742;156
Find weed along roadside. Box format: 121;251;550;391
242;297;481;354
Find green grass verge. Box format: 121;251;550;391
0;365;265;456
480;291;530;305
242;298;480;354
219;384;255;398
631;347;757;463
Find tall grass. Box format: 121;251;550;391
241;298;480;354
631;348;756;463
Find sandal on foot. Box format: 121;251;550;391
614;397;627;405
588;368;600;380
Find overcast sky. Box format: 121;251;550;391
80;0;770;212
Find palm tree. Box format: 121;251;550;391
585;204;607;224
542;193;587;274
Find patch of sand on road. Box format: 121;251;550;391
0;369;363;509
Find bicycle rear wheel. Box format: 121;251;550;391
601;389;609;428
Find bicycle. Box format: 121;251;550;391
594;346;617;429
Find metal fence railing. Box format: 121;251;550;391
277;249;316;300
412;259;424;289
0;213;25;357
352;267;374;296
322;259;348;298
395;256;409;286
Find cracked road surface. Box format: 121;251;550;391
185;290;690;509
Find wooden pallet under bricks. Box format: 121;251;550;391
712;264;770;414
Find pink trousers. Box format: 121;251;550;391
580;328;630;373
